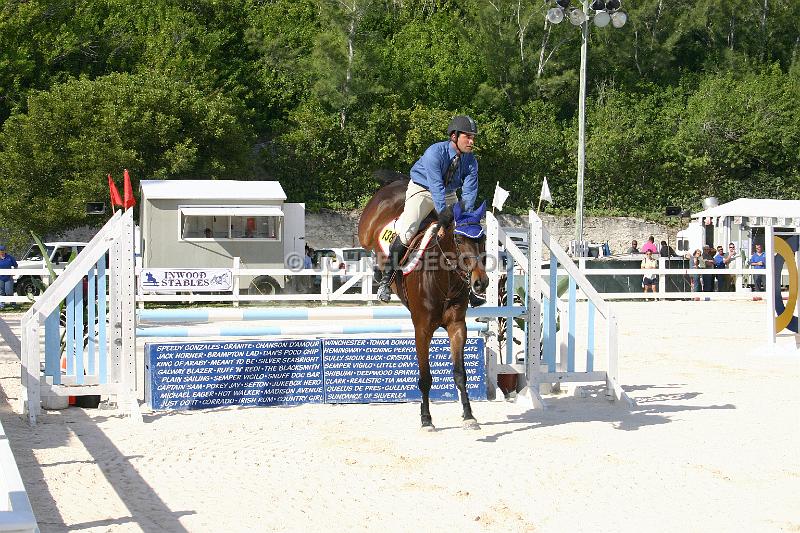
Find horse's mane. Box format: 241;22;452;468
372;169;409;186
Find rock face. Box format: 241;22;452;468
305;209;674;256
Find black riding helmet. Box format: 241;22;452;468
447;115;478;137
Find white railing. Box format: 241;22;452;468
0;419;37;532
133;256;380;305
2;258;776;307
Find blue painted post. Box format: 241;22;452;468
97;256;107;384
522;269;528;364
87;265;96;376
44;309;61;385
73;284;84;385
505;254;515;365
587;303;595;372
542;297;550;367
65;290;75;375
546;257;558;372
568;277;576;372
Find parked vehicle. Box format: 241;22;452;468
14;242;87;296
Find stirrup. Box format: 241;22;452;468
377;281;393;302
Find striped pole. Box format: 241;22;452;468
137;320;489;338
137;305;525;323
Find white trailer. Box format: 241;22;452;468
139;180;305;293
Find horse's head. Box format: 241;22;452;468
452;201;489;297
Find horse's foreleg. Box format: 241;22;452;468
414;328;434;431
447;321;479;430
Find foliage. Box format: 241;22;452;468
0;0;798;237
0;72;253;244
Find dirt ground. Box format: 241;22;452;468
0;300;798;533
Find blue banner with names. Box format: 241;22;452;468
323;337;486;403
145;339;324;410
145;336;486;410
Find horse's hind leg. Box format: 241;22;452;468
414;328;435;431
447;321;480;430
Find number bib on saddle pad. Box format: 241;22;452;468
377;219;437;276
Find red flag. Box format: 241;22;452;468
108;174;123;208
123;169;136;209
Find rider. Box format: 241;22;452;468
376;115;480;303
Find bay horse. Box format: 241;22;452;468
358;178;489;430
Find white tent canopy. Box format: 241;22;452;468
692;198;800;223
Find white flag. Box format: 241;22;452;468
540;176;553;204
492;182;510;211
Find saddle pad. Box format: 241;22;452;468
377;219;437;276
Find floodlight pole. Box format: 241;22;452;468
575;0;589;254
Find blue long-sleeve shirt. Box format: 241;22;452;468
409;141;478;213
0;254;18;282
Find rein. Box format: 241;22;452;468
431;224;481;299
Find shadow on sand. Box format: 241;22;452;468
472;383;735;443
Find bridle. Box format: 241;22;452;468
433;224;485;299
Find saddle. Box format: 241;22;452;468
377;215;438;276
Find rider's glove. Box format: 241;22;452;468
437;206;454;229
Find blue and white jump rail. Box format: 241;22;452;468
135;305;526;339
137;305;525;323
136;321;490;338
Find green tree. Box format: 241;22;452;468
0;72;254;248
670;67;800;202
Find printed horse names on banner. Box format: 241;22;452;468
145;337;486;410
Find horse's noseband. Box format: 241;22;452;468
450;228;484;286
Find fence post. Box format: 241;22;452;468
525;210;545;409
484;212;500;400
321;257;332;304
658;257;666;294
232;257;240;308
360;257;373;301
120;211;140;419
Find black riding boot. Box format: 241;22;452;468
377;236;407;303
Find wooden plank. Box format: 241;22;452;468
41;383;123;397
44;309;60;384
568;277;576;372
74;284;84;385
87;263;96;375
587;303;595;372
538;371;608;383
97;255;108;385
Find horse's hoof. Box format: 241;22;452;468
420;424;436;432
462;418;481;430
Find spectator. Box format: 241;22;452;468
659;240;676;258
725;242;739;292
688;249;703;292
713;245;727;291
204;228;213;238
749;243;766;292
641;235;659;254
641;250;658;299
626;240;639;254
0;245;18;309
701;246;716;292
303;245;314;292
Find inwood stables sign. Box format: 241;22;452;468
139;268;233;292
